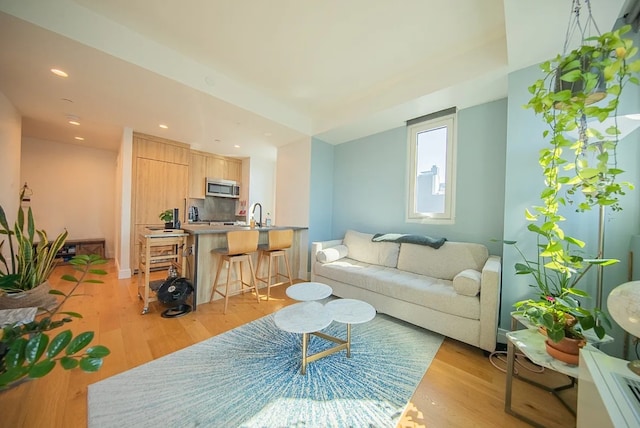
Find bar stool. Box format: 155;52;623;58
255;229;294;300
210;230;260;314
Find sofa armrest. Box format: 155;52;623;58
311;239;344;255
311;239;344;280
479;255;502;352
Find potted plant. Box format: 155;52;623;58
0;190;68;311
159;209;173;229
0;254;110;389
512;25;640;362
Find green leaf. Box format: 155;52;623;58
25;333;48;364
79;357;104;372
86;345;111;358
47;330;72;358
61;275;79;282
48;289;66;296
60;356;79;370
0;367;29;386
28;360;56;378
57;311;83;319
66;331;94;355
560;69;582;82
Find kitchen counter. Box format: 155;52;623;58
182;225;308;308
182;224;307;234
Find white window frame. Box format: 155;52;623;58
406;112;457;224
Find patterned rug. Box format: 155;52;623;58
88;312;443;427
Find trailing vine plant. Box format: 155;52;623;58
512;25;640;342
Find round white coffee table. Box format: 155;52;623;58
274;296;376;374
325;299;376;358
286;282;332;301
274;301;332;334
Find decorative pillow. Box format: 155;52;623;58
452;269;482;296
343;230;400;267
316;245;349;263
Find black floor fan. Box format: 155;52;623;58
156;276;194;318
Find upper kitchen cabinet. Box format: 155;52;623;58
134;133;190;165
205;155;225;180
225;158;242;183
188;151;207;199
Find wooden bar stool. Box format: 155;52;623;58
210;230;260;313
256;229;294;300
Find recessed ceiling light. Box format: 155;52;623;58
234;145;240;148
68;120;80;126
159;124;168;129
51;68;68;78
75;136;84;141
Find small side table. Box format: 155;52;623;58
505;329;603;427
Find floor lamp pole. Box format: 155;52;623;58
596;204;605;309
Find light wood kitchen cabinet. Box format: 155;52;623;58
225;158;242;183
205;155;225;180
188;152;207;198
131;133;189;270
134;133;189;165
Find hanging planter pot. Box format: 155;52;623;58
553;51;607;109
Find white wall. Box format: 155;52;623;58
277;138;311;279
247;156;276;225
116;128;133;278
276;138;311;227
20;137;117;257
0;92;21;222
0;92;21;264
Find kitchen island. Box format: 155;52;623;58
181;224;309;308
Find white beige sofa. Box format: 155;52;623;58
311;230;501;352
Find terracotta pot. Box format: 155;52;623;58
546;335;586;355
545;335;586;365
545;340;580;365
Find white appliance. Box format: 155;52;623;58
578;349;640;427
205;178;239;198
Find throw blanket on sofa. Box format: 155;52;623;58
372;233;447;249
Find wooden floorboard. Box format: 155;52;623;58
0;260;576;427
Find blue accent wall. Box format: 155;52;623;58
309;137;334;247
329;99;507;255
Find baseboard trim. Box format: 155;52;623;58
497;327;508;344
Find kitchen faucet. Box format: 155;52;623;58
251;203;263;228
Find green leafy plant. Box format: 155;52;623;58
0;254;110;389
159;209;173;223
0;190;68;292
513;25;640;343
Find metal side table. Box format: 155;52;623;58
504;328;604;427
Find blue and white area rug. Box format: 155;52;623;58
88;313;443;427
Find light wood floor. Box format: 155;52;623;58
1;260;577;427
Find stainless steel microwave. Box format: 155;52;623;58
206;178;240;198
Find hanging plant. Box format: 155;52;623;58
511;24;640;343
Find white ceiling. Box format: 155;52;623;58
0;0;630;156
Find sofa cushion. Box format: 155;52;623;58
343;230;400;268
314;259;480;320
316;245;349;263
397;241;488;280
453;269;482;296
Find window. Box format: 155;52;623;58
407;108;457;224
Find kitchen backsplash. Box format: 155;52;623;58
188;196;238;221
